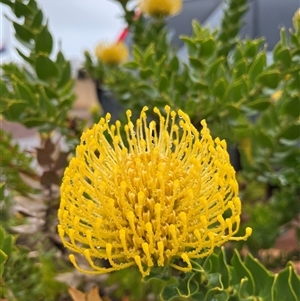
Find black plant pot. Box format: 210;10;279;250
95;84;123;123
227;146;242;173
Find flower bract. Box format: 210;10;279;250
139;0;182;18
58;106;251;276
95;41;129;65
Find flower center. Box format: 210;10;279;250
113;150;189;263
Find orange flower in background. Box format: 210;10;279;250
58;106;251;277
95;41;129;65
139;0;182;18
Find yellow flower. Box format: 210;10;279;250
139;0;182;18
58;106;251;277
95;42;129;65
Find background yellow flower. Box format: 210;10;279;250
95;41;129;65
139;0;182;18
58;106;251;276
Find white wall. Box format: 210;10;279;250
1;0;126;66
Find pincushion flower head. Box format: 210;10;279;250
95;41;129;65
139;0;182;18
58;106;252;276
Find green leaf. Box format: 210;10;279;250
257;70;281;89
13;22;34;42
287;262;300;298
272;266;298;301
244;253;274;299
16;81;35;102
234;58;247;79
274;47;291;68
181;36;197;56
289;67;300;87
282;96;300;117
132;45;143;62
6;100;28;120
207;56;225;79
0;183;5;200
279;124;300;141
136;83;158;98
123;61;140;70
183;99;197;115
209;248;230;288
213;78;227;99
0;249;8;264
16;47;34;64
169;56;179;71
244;38;265;58
191;19;204;37
56;50;66;65
260;105;279;135
252;130;274;150
193;80;207;91
246;98;271;111
14;1;32;18
237;279;255;300
233;44;243;62
206;272;223;288
281;149;300;167
43;86;58;100
1;235;13;257
200;38;215;57
161;272;198;301
35;55;59;80
155;55;167;75
35;24;53;54
189;57;204;70
223;77;248;103
0;227;13;278
0;227;5;246
143;266;172;283
248;52;267;84
175;80;188;95
140;68;153;79
0;0;13;8
23;117;48;128
226;104;240;123
144;49;155;68
158;75;169;92
161;283;179;301
203;289;229;301
0;249;8;277
0;80;9;96
28;0;38;10
231;250;254;295
37;86;56;116
31;9;43;29
57;62;72;88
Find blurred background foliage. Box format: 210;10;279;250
0;0;299;300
